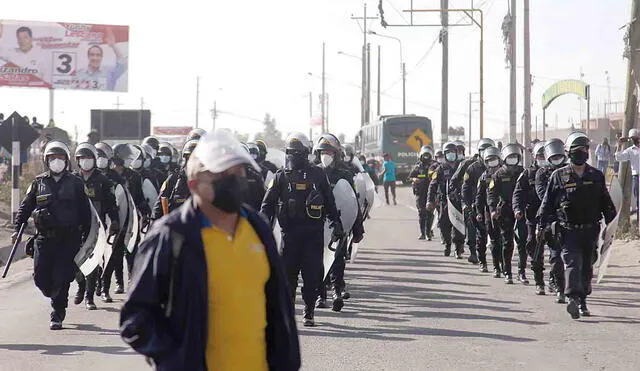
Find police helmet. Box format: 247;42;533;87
477;138;495;153
158;141;174;157
443;142;457;154
285;132;311;154
629;128;639;138
113;143;141;167
501;143;522;164
544;138;566;163
141;143;157;159
314;133;342;155
186;128;206;142
344;144;355;159
246;143;260;160
482;146;501;161
75;142;98;160
565;131;590;152
182;139;199;157
255;140;268;155
141;136;160;153
435;149;444;158
419;145;434;158
95;142;114;160
43;141;70;163
453;141;465;156
532;141;546;158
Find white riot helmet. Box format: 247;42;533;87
501;143;522;166
43;141;71;174
75;142;98;172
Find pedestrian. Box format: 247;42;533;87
538;132;616;319
120;130;301;370
595;137;611;174
614;129;640;212
13;141;92;330
380;152;397;205
261;132;344;327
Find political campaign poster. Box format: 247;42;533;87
0;20;129;91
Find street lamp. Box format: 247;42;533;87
368;30;406;114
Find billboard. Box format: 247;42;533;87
0;20;129;91
153;126;193;136
91;109;150;140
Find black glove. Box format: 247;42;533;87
25;237;35;258
331;220;344;240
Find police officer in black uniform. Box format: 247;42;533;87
142;136;165;182
261;132;344;327
409;145;435;240
153;140;198;219
156;141;175;183
535;138;568;303
474;146;502;273
186;127;206;142
461;138;496;268
242;143;266;210
13;141;92;330
487;144;527;284
343;144;360;174
255;139;280;179
140;142;165;191
313;134;364;312
72;143;120;310
538;132;616;319
427;142;465;257
512;141;547;295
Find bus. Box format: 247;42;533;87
358;114;433;183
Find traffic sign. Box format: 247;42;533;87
0;112;40;155
405;128;432;152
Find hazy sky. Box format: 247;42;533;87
0;0;631;145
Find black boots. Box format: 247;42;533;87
303;307;315;327
50;310;66;330
518;272;530;285
467;248;479;264
566;297;580;319
332;289;344;312
579;298;591;317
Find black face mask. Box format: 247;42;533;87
569;150;589;166
420;155;431;164
211;174;248;213
287;154;307;170
633;138;640;146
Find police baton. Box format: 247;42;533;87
2;223;26;279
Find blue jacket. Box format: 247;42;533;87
120;199;301;371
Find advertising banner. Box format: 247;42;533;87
0;20;129;91
153;126;193;136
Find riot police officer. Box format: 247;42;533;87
313;134;365;312
427;142;465;257
72;143;120;310
474;146;503;273
156;141;175;183
513;141;547;295
242;143;266;210
535;138;568;303
142;136;164;181
13;141;92;330
153;140;197;219
255;139;279;179
261;132;344;327
343;144;360;174
409;145;435;240
487;144;527;284
538;132;616;318
186;127;206;142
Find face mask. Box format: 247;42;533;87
321;154;334;167
96;157;108;169
131;159;143;169
79;158;95;171
360;161;365;166
550;157;565;166
569;150;589;166
487;159;500;168
143;159;151;168
287;154;307;170
48;158;66;174
420;155;431;163
251;153;258;160
159;155;170;164
505;157;519;166
211;174;248;213
536;159;548;168
445;153;457;162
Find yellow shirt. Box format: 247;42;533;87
202;216;270;371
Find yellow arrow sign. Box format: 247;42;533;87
405;128;432;152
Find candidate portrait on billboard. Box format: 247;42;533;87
0;20;129;92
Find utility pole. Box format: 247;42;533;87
212;100;217;131
366;43;371;123
468;92;472;151
377;45;381;116
402;62;407;115
326;93;330;132
523;0;532;159
321;42;326;133
309;91;313;141
48;89;54;126
509;0;517;143
195;76;200;129
351;2;378;127
441;0;449;145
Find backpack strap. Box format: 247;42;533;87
164;231;184;318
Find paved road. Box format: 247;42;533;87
0;187;639;370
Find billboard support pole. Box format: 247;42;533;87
195;76;200;129
11;117;20;224
48;88;54;126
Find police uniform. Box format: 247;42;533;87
73;168;119;307
259;159;279;180
260;133;343;326
409;158;435;239
487;164;526;282
450;154;481;262
427;160;465;256
462;159;488;267
153;170;189;219
476;166;502;273
245;164;266;211
15;166;91;329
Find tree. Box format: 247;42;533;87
448;126;465;140
254;113;285;148
338;133;346;144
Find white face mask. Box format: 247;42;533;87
143;158;151;168
321;154;334;167
96;157;109;169
445;153;457;162
487;159;500;168
251;153;258;160
159;155;171;164
550;157;565;166
536;159;548;167
48;158;66;174
131;159;143;169
79;158;95;171
505;157;519;166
